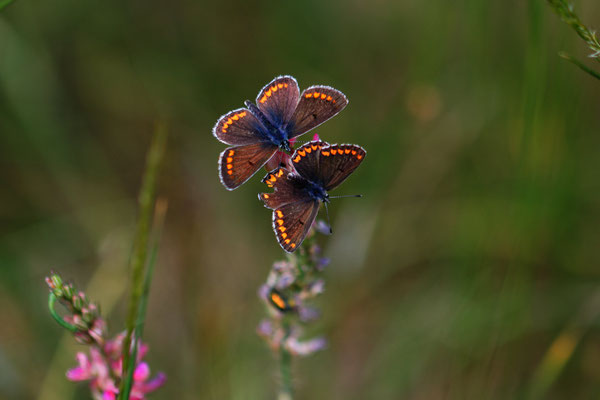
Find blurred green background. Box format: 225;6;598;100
2;0;600;399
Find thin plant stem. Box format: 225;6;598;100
278;320;293;400
122;198;168;399
559;52;600;80
119;123;168;400
47;293;79;333
547;0;600;61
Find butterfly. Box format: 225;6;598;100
213;75;348;190
259;140;366;252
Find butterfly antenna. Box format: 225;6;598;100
328;194;363;199
323;202;333;234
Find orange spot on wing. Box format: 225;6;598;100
284;239;291;244
260;96;267;103
240;111;247;117
293;155;301;163
278;226;286;232
357;154;363;160
305;147;312;153
298;150;306;157
313;92;320;98
281;233;287;239
305;93;312;98
276;210;284;218
311;144;319;151
345;149;351;154
266;90;272;97
226;164;233;169
284;83;288;88
232;115;239;121
226;118;232;125
222;128;227;133
321;94;326;99
322;151;330;156
352;150;357;155
227;170;233;175
290;243;296;249
278;83;283;89
272;86;278;92
277;169;284;177
327;95;332;101
330;149;338;155
271;293;286;309
229;150;235;156
277;219;284;226
263;194;269;199
226;157;233;163
332;99;336;103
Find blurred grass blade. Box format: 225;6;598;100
122;199;168;399
527;329;581;400
0;0;15;11
559;52;600;80
119;123;168;400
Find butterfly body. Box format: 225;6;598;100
243;100;292;151
260;141;366;252
214;76;348;190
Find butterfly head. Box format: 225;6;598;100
280;139;292;153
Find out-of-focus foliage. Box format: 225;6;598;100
1;0;600;399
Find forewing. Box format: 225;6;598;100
318;144;366;190
290;140;327;183
213;108;267;145
287;85;348;139
259;167;312;209
256;76;300;127
219;142;278;190
272;200;320;252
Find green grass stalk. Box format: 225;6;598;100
119;123;168;400
547;0;600;79
559;52;600;80
122;199;168;399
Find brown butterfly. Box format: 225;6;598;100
259;141;366;252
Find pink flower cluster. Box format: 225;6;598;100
66;332;166;400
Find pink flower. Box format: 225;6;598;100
66;332;165;400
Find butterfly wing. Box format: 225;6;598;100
289;140;327;184
287;85;348;139
219;142;278;190
259;166;312;209
259;166;320;252
256;76;300;127
317;144;366;190
213;108;269;145
272;200;320;252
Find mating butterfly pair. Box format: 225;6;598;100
213;76;366;252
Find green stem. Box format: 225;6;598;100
47;293;79;333
122;199;167;399
119;123;168;400
559;52;600;80
278;321;294;400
